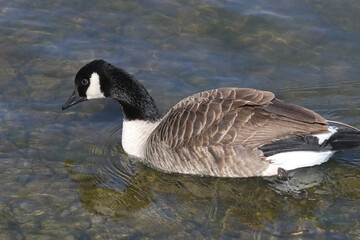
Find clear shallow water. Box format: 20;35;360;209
1;0;360;239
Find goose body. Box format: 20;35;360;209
62;60;360;178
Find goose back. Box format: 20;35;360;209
145;88;329;177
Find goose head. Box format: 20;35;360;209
62;60;106;110
62;60;161;122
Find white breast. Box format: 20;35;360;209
122;119;161;158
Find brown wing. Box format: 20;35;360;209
145;88;329;177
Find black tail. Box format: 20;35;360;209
325;128;360;151
260;126;360;157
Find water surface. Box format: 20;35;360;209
1;0;360;239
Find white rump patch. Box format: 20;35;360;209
86;72;105;99
313;126;337;145
262;150;335;176
122;119;161;158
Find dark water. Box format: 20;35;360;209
1;0;360;239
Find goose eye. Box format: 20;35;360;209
81;79;89;85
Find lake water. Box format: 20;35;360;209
1;0;360;239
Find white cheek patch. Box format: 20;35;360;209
86;72;105;99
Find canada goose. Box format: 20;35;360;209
62;60;360;178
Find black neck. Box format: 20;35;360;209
116;95;161;122
102;64;161;122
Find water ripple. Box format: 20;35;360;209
66;122;131;186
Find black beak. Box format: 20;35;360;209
62;90;87;110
